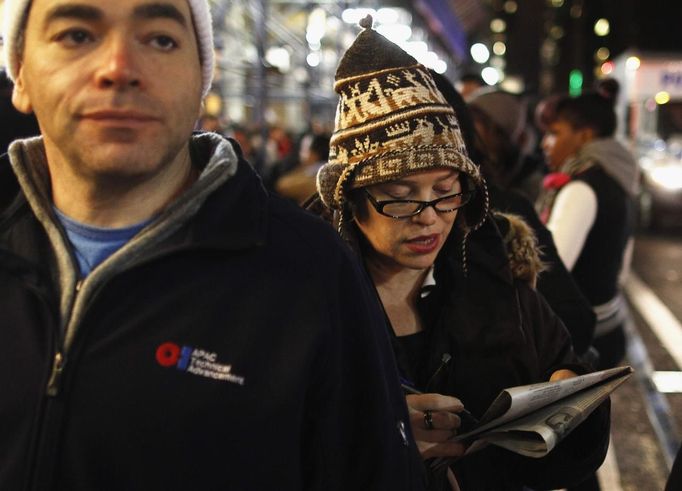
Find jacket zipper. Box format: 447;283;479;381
46;352;64;397
45;279;82;397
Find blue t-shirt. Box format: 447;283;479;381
54;208;153;277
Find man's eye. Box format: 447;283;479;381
56;29;93;46
149;35;178;51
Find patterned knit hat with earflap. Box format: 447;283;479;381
316;15;487;230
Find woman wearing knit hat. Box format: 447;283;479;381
310;17;610;491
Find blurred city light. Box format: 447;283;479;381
376;8;400;25
490;56;506;69
650;165;682;191
601;61;614;75
500;76;524;94
551;0;565;8
655;91;671;105
550;26;565;39
403;41;429;58
595;47;610;61
493;41;507;56
265;47;291;72
481;66;501;85
626;56;641;71
490;18;507;33
569;69;583;96
306;52;320;67
503;1;518;14
471;43;490;64
306;8;326;42
341;8;376;25
432;60;448;74
204;93;222;116
376;24;412;44
594;18;610;37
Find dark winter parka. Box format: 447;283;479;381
305;187;612;491
0;134;425;491
397;214;611;490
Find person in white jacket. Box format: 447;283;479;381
539;89;639;372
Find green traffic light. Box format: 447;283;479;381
569;69;583;96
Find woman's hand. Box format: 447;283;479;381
406;393;468;460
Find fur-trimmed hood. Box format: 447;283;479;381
496;212;546;288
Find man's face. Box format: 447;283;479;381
12;0;203;184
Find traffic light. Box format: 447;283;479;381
569;69;583;96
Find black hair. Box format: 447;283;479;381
595;78;620;102
308;134;330;161
554;91;617;137
459;72;485;86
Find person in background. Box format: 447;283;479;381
431;71;596;358
275;132;330;204
539;88;639;373
455;71;485;100
467;88;545;204
0;1;424;489
309;17;609;491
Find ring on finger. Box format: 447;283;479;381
423;410;434;430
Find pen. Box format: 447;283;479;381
400;383;479;428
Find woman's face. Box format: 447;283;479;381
355;168;462;273
542;119;593;171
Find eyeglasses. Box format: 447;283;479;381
364;189;474;219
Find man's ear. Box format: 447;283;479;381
11;66;33;114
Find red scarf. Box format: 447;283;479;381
539;172;572;223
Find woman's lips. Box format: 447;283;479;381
404;234;440;254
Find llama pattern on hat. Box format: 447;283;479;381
330;65;465;169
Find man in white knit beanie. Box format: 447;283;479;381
0;2;424;489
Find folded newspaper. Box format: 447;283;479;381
452;365;633;458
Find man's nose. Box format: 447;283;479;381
94;36;141;89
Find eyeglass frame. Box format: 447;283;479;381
363;188;474;219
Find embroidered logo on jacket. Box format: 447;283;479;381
155;342;245;385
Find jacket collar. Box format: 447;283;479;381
4;132;268;252
182;135;269;250
3;133;269;341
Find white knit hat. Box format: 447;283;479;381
2;0;215;97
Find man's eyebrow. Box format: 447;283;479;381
133;3;189;28
43;4;103;26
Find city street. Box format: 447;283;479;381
602;227;682;490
